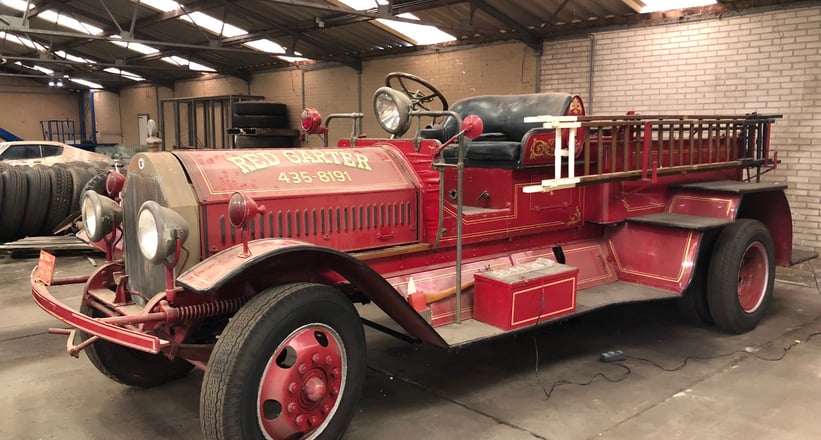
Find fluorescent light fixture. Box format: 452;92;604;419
104;67;145;81
641;0;717;13
71;78;103;89
336;0;455;45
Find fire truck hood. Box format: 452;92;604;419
173;145;420;204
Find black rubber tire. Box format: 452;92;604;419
201;283;365;440
68;166;94;213
43;165;74;234
707;219;775;334
233;114;289;129
676;231;717;326
0;167;28;242
82;170;109;197
234;135;296;148
78;301;194;387
20;166;51;237
234;101;288;116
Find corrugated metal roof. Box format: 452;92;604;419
0;0;809;90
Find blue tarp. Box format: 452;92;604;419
0;128;22;141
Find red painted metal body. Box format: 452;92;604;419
31;93;797;366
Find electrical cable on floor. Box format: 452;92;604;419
533;329;821;401
807;260;821;295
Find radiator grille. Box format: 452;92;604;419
122;173;168;304
219;201;414;245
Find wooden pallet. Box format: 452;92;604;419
0;236;103;259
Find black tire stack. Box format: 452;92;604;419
232;101;300;148
0;161;111;243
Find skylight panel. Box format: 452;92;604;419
110;38;161;55
0;0;31;12
104;68;145;81
0;32;46;51
641;0;717;13
71;78;103;89
138;0;181;12
377;13;456;45
336;0;455;45
14;62;54;75
39;10;104;35
162;56;216;72
54;50;97;64
179;11;247;38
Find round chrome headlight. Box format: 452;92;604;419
81;190;122;242
137;201;189;265
373;87;412;136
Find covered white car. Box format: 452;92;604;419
0;141;110;166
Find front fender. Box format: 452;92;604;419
177;238;446;347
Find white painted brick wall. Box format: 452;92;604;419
542;5;821;252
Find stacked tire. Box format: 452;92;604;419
233;101;298;148
0;161;111;243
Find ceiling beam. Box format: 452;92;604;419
469;0;541;52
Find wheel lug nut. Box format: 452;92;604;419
295;415;306;426
331;386;339;396
288;382;298;393
325;355;333;365
287;403;297;414
312;354;321;364
310;416;320;426
298;363;306;374
331;367;340;377
322;404;330;415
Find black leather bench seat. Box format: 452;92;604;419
423;92;573;168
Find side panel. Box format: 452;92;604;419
606;223;701;293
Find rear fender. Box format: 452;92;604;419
176;238;446;347
737;190;792;266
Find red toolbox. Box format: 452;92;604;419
473;259;578;330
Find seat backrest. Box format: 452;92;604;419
423;93;573;142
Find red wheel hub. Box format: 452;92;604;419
737;242;768;313
257;324;346;440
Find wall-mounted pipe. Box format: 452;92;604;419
588;34;595;115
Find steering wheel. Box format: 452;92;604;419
385;72;448;112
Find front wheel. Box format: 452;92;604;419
201;283;366;440
78;301;194;387
707;219;775;334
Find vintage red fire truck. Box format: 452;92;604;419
31;72;813;439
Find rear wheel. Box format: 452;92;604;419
707;219;775;334
201;283;365;440
78;301;194;387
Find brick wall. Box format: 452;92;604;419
541;5;821;251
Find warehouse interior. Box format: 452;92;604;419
2;0;821;439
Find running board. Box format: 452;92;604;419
790;247;818;266
438;281;679;347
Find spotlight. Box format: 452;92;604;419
48;79;55;87
56;79;63;87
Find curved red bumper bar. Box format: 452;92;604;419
30;266;167;354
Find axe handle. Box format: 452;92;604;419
424;279;476;304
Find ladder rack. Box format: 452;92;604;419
524;114;780;193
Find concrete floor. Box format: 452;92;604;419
2;255;821;440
